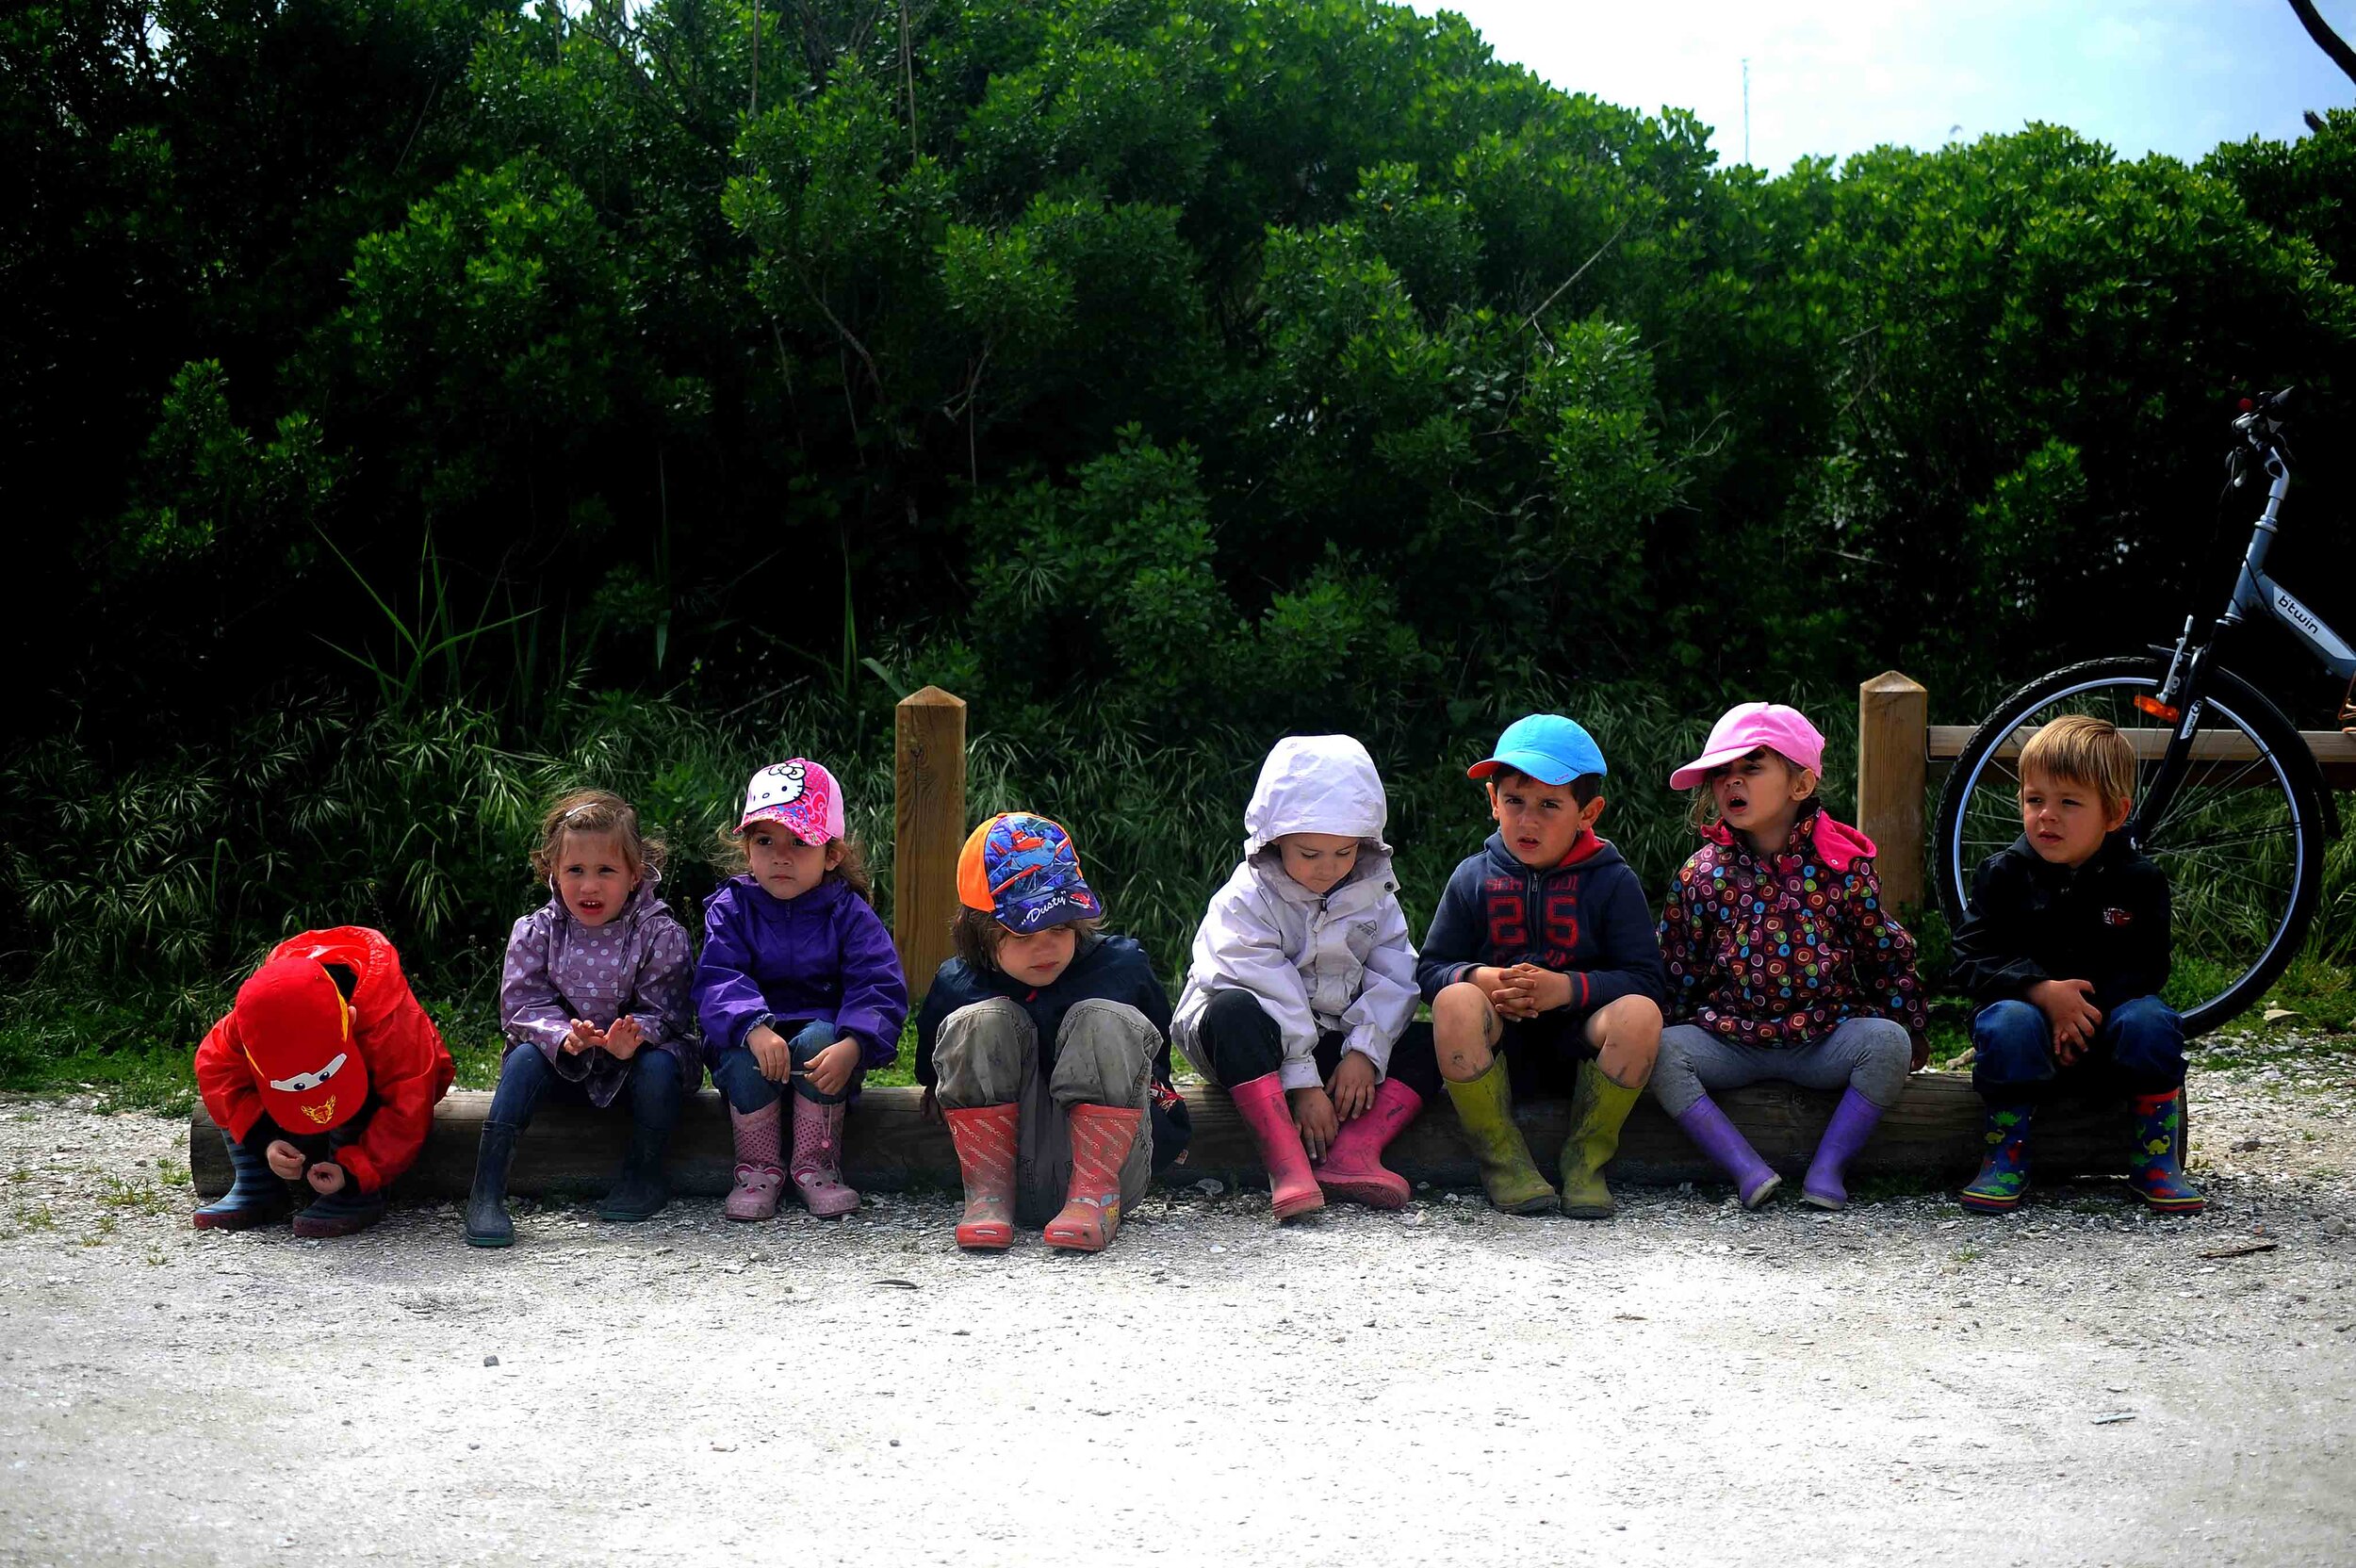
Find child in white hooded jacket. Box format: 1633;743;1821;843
1173;735;1436;1221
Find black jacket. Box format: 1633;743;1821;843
914;933;1190;1168
1949;834;2171;1014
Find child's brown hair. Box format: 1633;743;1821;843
2020;714;2135;816
949;906;1102;972
714;824;875;904
532;790;665;883
1684;748;1821;834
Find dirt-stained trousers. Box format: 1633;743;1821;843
930;997;1157;1228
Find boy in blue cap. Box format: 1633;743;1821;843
1418;714;1667;1217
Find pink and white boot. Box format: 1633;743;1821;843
789;1095;859;1217
725;1101;786;1222
1316;1078;1424;1209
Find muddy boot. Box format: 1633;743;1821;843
596;1120;671;1222
463;1121;520;1248
1558;1060;1642;1219
1042;1102;1142;1253
789;1094;859;1217
1316;1078;1423;1210
2127;1088;2204;1214
1960;1104;2032;1214
1226;1072;1324;1222
1672;1094;1780;1209
943;1102;1020;1250
291;1182;385;1239
192;1133;292;1232
1802;1087;1886;1211
1443;1058;1557;1215
724;1101;786;1222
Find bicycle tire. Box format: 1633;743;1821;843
1931;654;2325;1037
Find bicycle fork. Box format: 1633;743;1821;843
2128;617;2215;850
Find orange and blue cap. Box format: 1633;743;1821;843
956;812;1100;934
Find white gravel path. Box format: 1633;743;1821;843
2;1038;2351;1568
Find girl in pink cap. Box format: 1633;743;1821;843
1653;703;1928;1210
694;759;908;1221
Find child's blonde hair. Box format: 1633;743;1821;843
2020;714;2135;815
1685;749;1819;834
714;825;875;904
532;790;664;883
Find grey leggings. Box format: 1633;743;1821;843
931;997;1157;1229
1651;1017;1911;1118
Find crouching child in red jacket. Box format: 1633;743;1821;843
193;926;455;1237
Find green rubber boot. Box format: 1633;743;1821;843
1444;1057;1557;1215
1559;1060;1644;1219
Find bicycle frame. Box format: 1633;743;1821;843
2135;444;2349;844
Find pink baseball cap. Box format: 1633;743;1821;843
736;759;846;844
1669;704;1825;792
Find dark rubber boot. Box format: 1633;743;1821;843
192;1133;292;1231
465;1121;520;1248
596;1120;672;1222
291;1181;386;1238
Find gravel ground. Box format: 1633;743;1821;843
2;1039;2351;1568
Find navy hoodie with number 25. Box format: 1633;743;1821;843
1415;830;1667;1010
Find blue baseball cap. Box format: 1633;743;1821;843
957;812;1102;934
1467;714;1609;786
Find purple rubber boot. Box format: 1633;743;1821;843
1673;1095;1780;1208
1802;1087;1886;1211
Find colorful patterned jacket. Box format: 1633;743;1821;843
1658;805;1928;1048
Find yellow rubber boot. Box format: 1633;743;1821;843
1559;1060;1644;1218
1444;1057;1558;1215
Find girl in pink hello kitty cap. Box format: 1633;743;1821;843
693;759;908;1222
1653;703;1929;1212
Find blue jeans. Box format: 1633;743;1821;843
488;1043;684;1134
711;1030;865;1113
1971;994;2184;1103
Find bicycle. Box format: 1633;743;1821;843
1931;388;2350;1036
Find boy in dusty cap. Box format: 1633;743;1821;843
192;926;455;1237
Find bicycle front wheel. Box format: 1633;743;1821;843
1932;655;2324;1037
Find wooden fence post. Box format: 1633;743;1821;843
1857;671;1929;911
894;687;967;1002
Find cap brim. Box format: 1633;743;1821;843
1667;744;1760;792
1467;750;1583;786
997;886;1100;934
737;809;831;846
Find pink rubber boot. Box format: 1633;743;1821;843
1226;1072;1326;1223
724;1101;786;1222
789;1095;859;1217
1315;1078;1423;1209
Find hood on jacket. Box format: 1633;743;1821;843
1702;801;1877;873
1481;830;1627;877
1243;735;1391;858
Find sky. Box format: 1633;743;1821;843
1418;0;2356;172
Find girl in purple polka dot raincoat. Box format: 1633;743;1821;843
1652;704;1928;1213
464;791;696;1247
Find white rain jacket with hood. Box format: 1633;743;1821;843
1171;735;1420;1089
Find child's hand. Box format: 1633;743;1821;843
804;1037;860;1098
1288;1086;1338;1160
603;1017;645;1061
305;1161;347;1195
749;1024;793;1082
2028;979;2103;1061
563;1019;605;1056
1498;963;1573;1017
264;1140;305;1180
920;1086;942;1124
1328;1051;1378;1121
1909;1032;1930;1072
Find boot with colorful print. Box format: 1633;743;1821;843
1042;1102;1141;1253
724;1101;786;1222
942;1102;1020;1250
2127;1088;2205;1214
1959;1103;2033;1213
788;1094;860;1217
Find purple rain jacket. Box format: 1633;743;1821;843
499;876;698;1107
693;874;909;1070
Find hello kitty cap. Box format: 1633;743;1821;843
1669;703;1826;792
737;759;846;844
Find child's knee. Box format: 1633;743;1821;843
1971;1001;2053;1086
934;999;1036;1106
711;1046;781;1113
1432;983;1499;1079
1591;995;1662;1083
1050;1000;1156;1106
2107;996;2184;1084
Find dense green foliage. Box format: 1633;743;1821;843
7;0;2354;1039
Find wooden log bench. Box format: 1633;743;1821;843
190;1073;2145;1200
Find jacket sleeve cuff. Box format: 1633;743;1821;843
1342;1029;1393;1075
1278;1057;1323;1092
333;1148;384;1195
